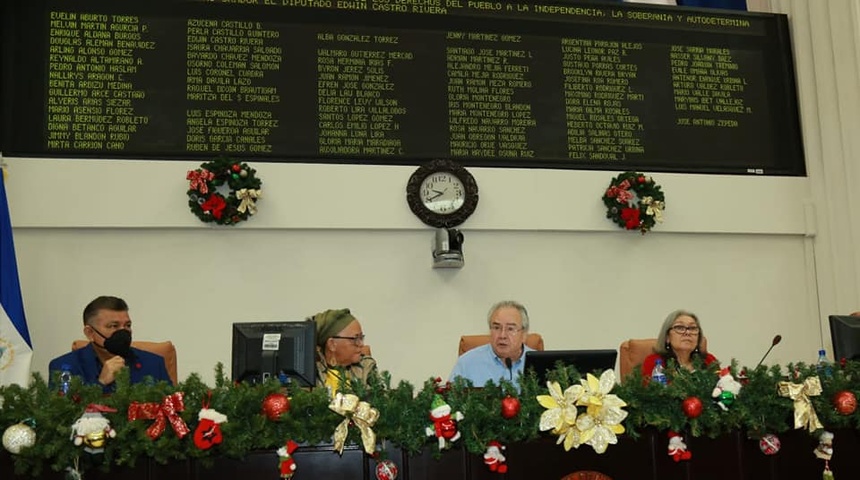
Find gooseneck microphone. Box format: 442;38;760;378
505;357;513;381
755;334;783;369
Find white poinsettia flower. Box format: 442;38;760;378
574;370;628;454
537;381;585;448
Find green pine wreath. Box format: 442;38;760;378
186;157;262;226
602;171;665;234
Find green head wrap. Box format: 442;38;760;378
313;308;356;348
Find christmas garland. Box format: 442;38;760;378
2;360;860;477
186;158;262;226
602;171;665;234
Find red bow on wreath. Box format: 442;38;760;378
127;392;190;440
201;195;226;220
187;169;214;194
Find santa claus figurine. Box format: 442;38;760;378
277;440;299;479
483;441;508;473
70;404;117;454
425;394;464;450
667;431;692;462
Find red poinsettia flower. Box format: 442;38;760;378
201;195;227;219
620;207;641;229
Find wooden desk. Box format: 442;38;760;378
3;429;857;479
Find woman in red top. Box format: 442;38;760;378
640;309;717;378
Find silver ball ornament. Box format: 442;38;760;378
3;423;36;454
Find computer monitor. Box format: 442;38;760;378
525;349;618;384
231;320;316;387
829;315;860;362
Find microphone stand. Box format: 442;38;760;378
755;335;783;369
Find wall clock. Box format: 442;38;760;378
406;159;479;228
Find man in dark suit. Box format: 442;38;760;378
49;296;172;392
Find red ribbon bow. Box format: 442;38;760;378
201;195;227;219
127;392;190;440
187;169;214;194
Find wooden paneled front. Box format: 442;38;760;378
3;429;858;480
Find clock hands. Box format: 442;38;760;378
427;189;446;201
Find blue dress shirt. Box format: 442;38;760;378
449;343;535;387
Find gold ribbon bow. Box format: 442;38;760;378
236;188;261;215
641;196;664;223
778;376;823;432
328;392;379;455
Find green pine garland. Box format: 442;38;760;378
3;360;860;477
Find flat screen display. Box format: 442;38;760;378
525;348;618;383
1;0;805;175
231;320;316;386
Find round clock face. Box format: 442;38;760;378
406;159;479;228
420;172;464;214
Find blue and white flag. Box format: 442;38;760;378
0;171;32;387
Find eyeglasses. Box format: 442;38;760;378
331;334;365;346
490;324;523;335
670;325;700;335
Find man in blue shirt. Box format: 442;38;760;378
449;300;534;387
48;296;172;392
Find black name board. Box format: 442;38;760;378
1;0;805;175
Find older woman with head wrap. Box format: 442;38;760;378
312;308;377;393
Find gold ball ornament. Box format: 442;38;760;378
84;430;106;449
2;423;36;454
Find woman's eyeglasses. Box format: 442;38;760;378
331;334;366;346
670;325;700;335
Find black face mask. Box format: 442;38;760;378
92;327;132;358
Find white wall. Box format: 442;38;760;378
8;0;860;387
6;159;818;386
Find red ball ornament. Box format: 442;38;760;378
682;396;703;418
262;393;290;420
501;395;521;419
231;164;241;172
833;390;858;415
375;459;398;480
759;434;781;455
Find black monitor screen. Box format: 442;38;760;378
525;349;618;384
231;321;316;387
829;315;860;362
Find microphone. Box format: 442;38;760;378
755;334;782;369
505;357;513;381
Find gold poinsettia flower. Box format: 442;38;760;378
574;370;628;454
537;380;585;449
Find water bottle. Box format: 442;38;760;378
59;364;72;396
817;349;832;378
651;358;668;385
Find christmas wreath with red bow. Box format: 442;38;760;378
186;157;262;226
602;171;665;234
